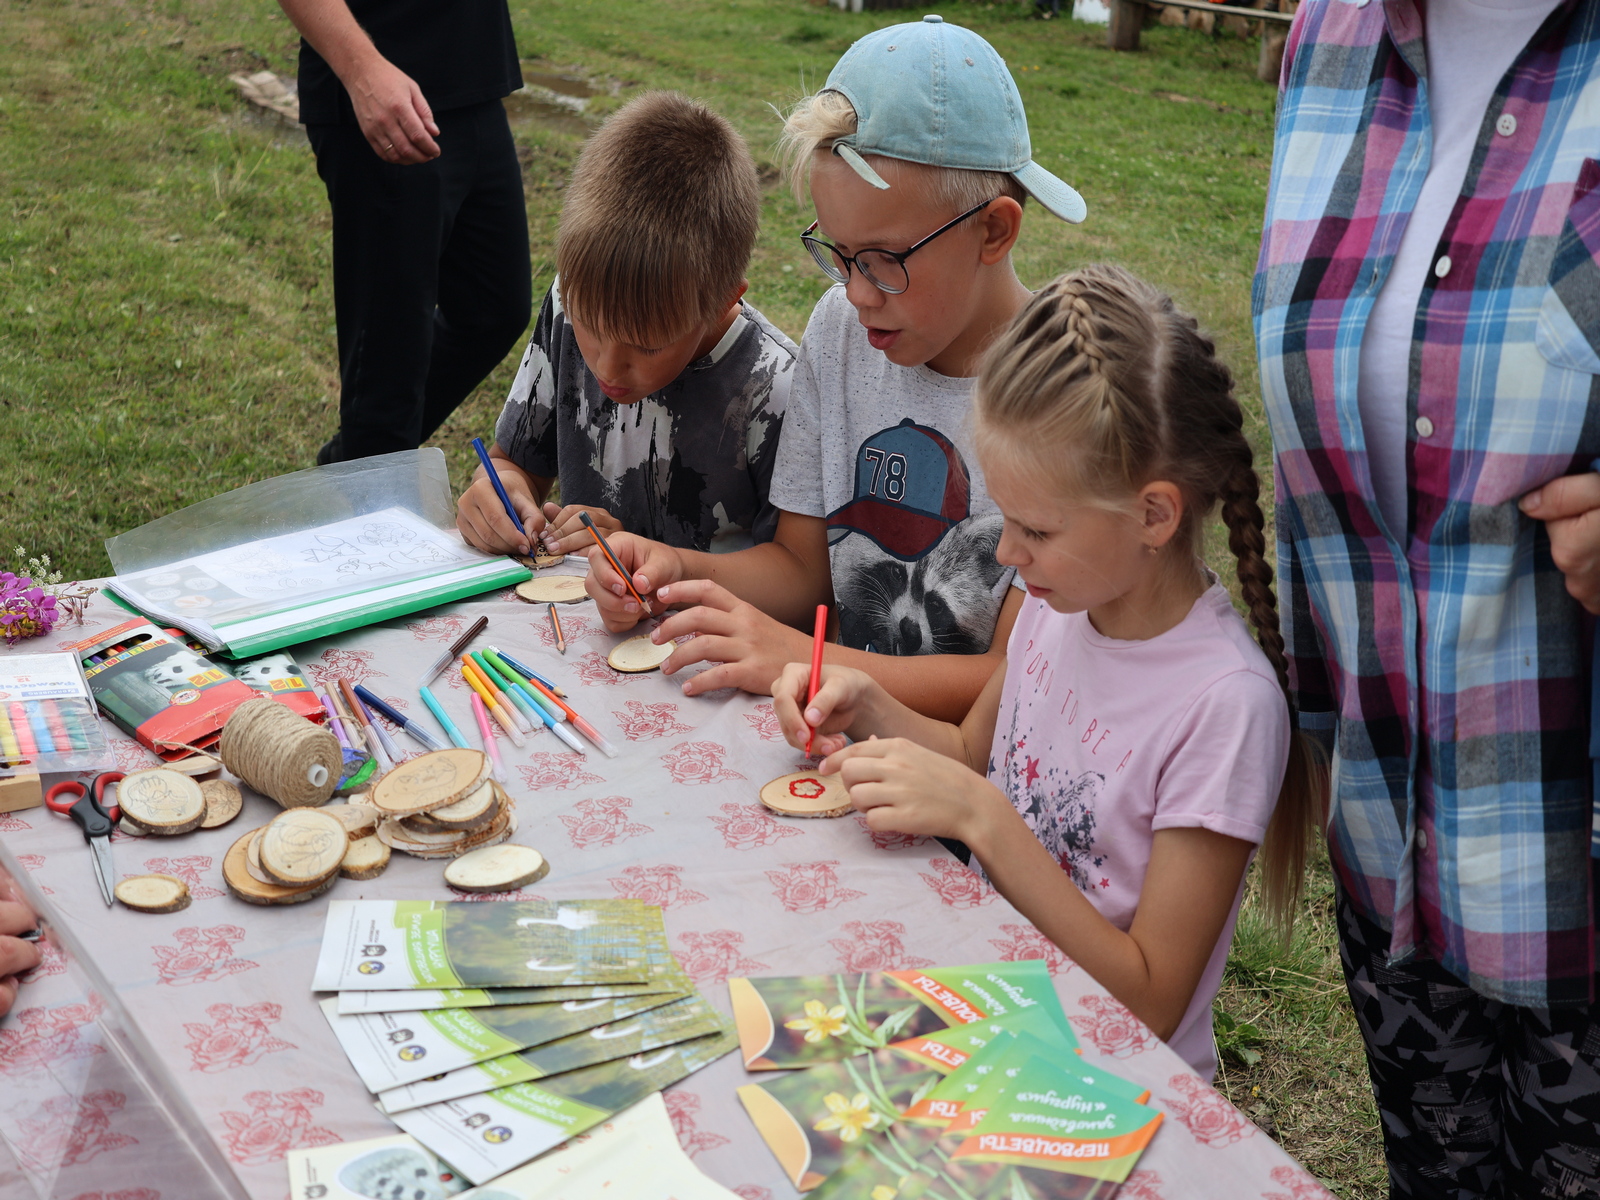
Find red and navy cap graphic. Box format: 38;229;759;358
827;419;971;561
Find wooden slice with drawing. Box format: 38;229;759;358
369;748;490;817
222;828;339;906
199;779;243;829
607;635;673;673
114;874;191;913
759;771;852;819
243;827;276;885
340;834;391;881
515;575;587;604
418;780;499;830
117;769;206;834
324;801;380;839
444;844;549;893
257;807;347;887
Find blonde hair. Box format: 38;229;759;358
975;265;1327;931
776;88;1025;215
557;91;760;346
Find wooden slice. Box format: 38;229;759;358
244;827;277;885
324;802;380;839
117;814;150;838
163;752;222;777
607;635;673;673
117;769;206;834
417;780;499;830
515;575;587;604
199;779;243;829
369;748;490;817
340;834;391;881
759;771;852;819
223;828;339;906
378;817;468;853
444;844;549;893
114;874;191;913
257;808;347;887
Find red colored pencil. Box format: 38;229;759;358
805;604;827;757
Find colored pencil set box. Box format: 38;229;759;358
65;618;260;762
0;652;116;776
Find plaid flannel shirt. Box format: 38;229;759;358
1256;0;1600;1006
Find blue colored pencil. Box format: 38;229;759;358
471;437;525;536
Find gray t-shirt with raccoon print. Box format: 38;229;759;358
769;286;1017;656
495;280;798;553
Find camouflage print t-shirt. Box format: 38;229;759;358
495;281;798;552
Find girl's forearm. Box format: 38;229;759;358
847;676;970;764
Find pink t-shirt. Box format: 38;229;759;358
984;582;1290;1079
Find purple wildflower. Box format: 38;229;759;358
0;572;60;645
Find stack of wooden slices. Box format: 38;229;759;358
223;802;379;906
368;748;517;861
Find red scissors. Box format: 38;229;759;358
45;772;124;907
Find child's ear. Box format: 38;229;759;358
1140;481;1185;547
978;198;1025;265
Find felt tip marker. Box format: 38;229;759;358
354;691;404;762
337;679;392;775
460;659;526;748
480;651;562;724
418;685;471;750
470;693;507;782
488;649;565;698
470;651;542;731
354;684;443;752
463;655;533;736
477;653;583;753
484;647;613;757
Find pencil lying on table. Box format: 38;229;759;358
548;603;566;654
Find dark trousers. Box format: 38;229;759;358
307;99;532;462
1336;886;1600;1199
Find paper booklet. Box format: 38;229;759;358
338;977;686;1015
454;1094;740;1200
387;1025;737;1185
313;900;659;992
376;994;727;1113
107;506;527;657
319;990;689;1093
729;961;1074;1070
286;1132;468;1200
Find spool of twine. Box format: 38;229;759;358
219;697;342;808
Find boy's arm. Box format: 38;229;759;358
276;0;439;163
455;444;552;554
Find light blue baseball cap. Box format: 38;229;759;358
822;15;1086;224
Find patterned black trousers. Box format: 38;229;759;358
1337;888;1600;1199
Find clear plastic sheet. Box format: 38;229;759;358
0;842;250;1200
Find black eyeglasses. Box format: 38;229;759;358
800;198;998;295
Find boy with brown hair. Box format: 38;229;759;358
586;18;1086;721
458;91;797;556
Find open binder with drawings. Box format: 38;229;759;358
102;449;530;659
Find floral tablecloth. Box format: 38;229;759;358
0;584;1330;1200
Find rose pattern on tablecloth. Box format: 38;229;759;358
674;930;770;983
559;796;653;850
766;861;865;915
574;650;639;687
306;648;384;690
851;813;925;851
829;920;933;972
1121;1170;1166;1198
152;925;258;987
606;863;707;909
140;855;225;900
217;1088;340;1165
15;852;51;893
708;803;803;852
661;741;745;785
19;934;68;981
742;703;782;742
988;922;1072;975
1263;1164;1335;1199
1164;1074;1256;1148
66;1190;161;1200
15;1090;136;1170
183;1002;295;1073
1072;994;1161;1059
110;738;161;773
919;857;996;909
0;999;105;1075
535;612;597;648
405;615;474;642
517;752;605;792
663;1090;730;1159
615;700;693;741
0;809;32;832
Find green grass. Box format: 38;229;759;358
0;0;1383;1192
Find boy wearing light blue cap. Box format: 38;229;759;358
585;16;1085;723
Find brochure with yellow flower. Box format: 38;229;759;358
728;961;1069;1070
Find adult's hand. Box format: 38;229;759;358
0;898;41;1018
1520;472;1600;613
347;58;441;164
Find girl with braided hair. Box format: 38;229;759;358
772;265;1325;1079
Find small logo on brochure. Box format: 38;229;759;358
483;1126;513;1144
398;1045;427;1062
357;960;384;975
361;944;387;957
